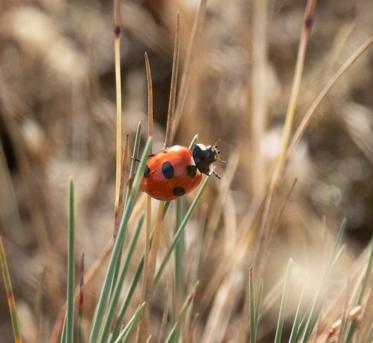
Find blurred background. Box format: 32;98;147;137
0;0;373;341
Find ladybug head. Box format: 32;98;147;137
192;143;220;177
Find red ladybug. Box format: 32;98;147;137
141;143;219;201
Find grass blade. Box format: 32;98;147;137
89;137;152;342
274;260;292;343
64;179;75;343
114;303;146;343
248;269;256;343
111;122;143;301
344;238;373;342
175;197;185;300
300;246;345;342
188;134;198;150
113;0;123;216
125;122;142;208
165;283;198;343
288;281;306;343
153;176;210;286
254;278;263;338
111;256;145;342
99;216;144;342
301;220;346;343
136;51;154;343
164;13;180;148
270;0;316;187
173;198;185;341
78;253;85;343
0;237;23;343
333;218;347;257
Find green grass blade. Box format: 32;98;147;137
288;281;306;343
188;134;198;150
299;220;347;342
165;283;197;343
301;221;346;342
99;216;144;342
110;122;143;301
0;237;23;343
254;278;263;335
153;176;210;286
172;198;185;342
111;256;145;342
248;269;256;343
165;300;192;343
78;253;85;343
175;198;185;297
113;302;146;343
125;122;143;204
367;323;373;342
246;270;262;343
89;138;152;342
64;179;75;343
333;218;347;257
274;260;292;343
344;238;373;343
301;248;344;342
61;318;66;343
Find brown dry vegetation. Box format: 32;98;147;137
0;0;372;342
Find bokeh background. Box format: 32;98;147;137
0;0;373;341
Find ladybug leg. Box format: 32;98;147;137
127;176;134;188
131;156;141;163
131;153;154;163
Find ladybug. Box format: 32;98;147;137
140;143;220;201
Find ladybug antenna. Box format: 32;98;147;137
213;138;222;147
212;170;221;179
213;145;226;164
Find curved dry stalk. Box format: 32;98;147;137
171;0;208;143
270;0;317;189
288;36;373;155
164;13;180;148
253;0;317;276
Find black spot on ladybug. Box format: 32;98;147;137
173;187;185;196
187;165;197;178
162;161;174;179
144;165;151;178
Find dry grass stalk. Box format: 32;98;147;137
114;0;123;214
288;36;373;154
171;0;207;142
164;13;180;148
250;0;268;198
253;0;317;278
324;305;362;342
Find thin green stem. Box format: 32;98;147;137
0;237;23;343
153;176;210;286
89;138;152;342
113;303;146;343
65;179;75;343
